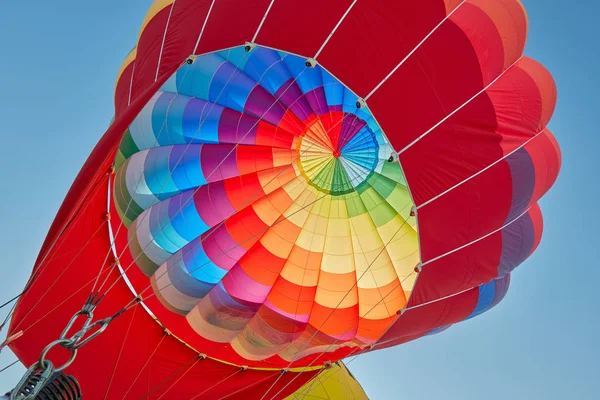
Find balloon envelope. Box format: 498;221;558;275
7;0;560;398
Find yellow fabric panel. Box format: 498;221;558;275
380;216;420;284
286;362;368;400
295;195;329;252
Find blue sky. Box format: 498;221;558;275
0;1;598;398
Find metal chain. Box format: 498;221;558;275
7;294;120;399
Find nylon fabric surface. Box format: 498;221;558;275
7;0;561;398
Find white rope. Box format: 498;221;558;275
291;206;537;396
313;0;358;59
364;0;467;100
193;0;217;54
261;216;412;399
156;357;201;400
252;0;277;43
127;63;136;106
397;56;524;156
417;129;544;209
155;0;177;81
421;206;531;267
140;354;199;400
190;369;240;399
218;371;280;400
120;333;167;400
12;218;109;332
103;306;138;400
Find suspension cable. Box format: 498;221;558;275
1;170;110;332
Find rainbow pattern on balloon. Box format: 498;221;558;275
114;46;419;361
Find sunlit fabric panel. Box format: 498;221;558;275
113;46;418;362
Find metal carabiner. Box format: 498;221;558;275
39;339;77;372
69;317;111;349
58;307;113;350
60;311;94;348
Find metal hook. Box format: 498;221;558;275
39;340;77;372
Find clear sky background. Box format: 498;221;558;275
0;1;598;398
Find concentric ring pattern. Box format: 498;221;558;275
113;46;419;362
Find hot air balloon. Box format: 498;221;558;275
2;0;561;398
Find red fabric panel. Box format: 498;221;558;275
367;0;526;152
115;62;135;117
256;0;355;58
417;159;514;262
9;1;560;391
408;205;540;307
196;0;272;55
156;0;213;77
378;273;513;350
517;57;558;131
29;70;175;288
129;6;173;102
470;0;528;69
317;0;452;97
415;128;559;264
402;57;557;206
528;203;544;257
409;231;502;307
526;129;562;208
8;181;110;339
379;286;479;343
8;177;316;399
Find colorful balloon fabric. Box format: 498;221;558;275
114;47;419;362
7;0;562;398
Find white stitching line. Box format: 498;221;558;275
155;0;177;81
193;0;217;54
127;63;136;106
417;129;544;209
